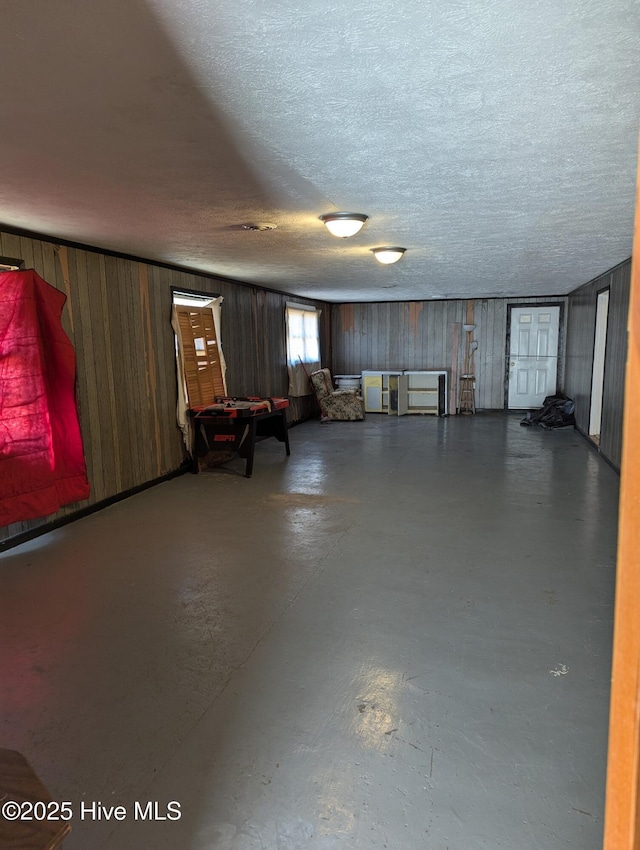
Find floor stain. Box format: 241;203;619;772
263;492;359;506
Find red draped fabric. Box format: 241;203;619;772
0;270;90;527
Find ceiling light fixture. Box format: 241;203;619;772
372;247;406;265
320;212;368;238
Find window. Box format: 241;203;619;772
286;302;321;396
286;305;319;365
172;291;215;309
0;256;24;271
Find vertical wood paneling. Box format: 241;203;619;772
1;229;326;545
138;263;163;478
388;303;400;367
73;248;102;495
0;233;23;268
332;296;566;413
601;264;631;466
18;235;36;270
98;253;123;494
160;267;181;458
446;301;465;403
565;259;631;469
482;298;508;410
40;241;59;298
565;287;597;426
55;245;75;336
112;256;138;490
450;321;461;413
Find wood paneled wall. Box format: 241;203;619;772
332;296;568;412
0;229;326;544
565;260;631;470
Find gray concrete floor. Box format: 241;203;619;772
0;412;618;849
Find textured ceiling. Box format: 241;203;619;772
1;0;638;302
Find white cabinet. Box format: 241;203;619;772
361;370;448;415
404;371;448;415
361;371;403;413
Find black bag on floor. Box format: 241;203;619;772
520;393;576;429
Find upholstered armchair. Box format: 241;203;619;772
309;368;365;421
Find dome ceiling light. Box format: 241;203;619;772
320;212;368;238
372;247;406;265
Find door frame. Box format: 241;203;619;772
504;301;566;409
602;147;640;850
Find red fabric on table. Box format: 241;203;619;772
190;397;290;417
0;270;90;527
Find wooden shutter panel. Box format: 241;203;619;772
175;305;225;407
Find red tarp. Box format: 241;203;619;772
0;270;90;527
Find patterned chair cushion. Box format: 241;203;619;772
310;369;365;421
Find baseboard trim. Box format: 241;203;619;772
574;424;621;474
0;465;190;553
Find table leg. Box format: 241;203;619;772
244;419;257;478
281;410;291;455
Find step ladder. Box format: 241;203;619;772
458;374;476;415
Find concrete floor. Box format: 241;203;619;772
0;412;619;849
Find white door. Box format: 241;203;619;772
508;306;560;409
